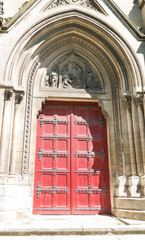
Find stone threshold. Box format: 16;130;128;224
0;215;145;236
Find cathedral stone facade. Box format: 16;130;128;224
0;0;145;221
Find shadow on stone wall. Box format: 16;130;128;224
128;0;143;32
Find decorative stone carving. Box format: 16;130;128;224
4;89;13;101
15;93;24;104
122;95;132;109
44;0;106;12
134;93;143;106
0;1;3;27
44;52;103;91
22;60;39;175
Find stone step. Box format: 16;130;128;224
1;215;145;237
1;235;145;240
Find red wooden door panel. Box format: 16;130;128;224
33;105;71;214
71;105;110;214
33;102;111;215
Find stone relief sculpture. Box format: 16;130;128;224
43;52;103;91
45;72;59;88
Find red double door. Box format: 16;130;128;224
33;102;111;215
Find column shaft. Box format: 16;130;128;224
135;95;145;174
126;108;137;175
0;89;4;140
0;90;13;173
132;99;143;176
9;93;23;174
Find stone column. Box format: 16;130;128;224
132;96;143;176
134;94;145;173
143;93;145;120
0;1;3;27
9;93;24;174
0;88;4;141
122;95;137;176
0;89;13;173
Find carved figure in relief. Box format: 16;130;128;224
63;78;72;88
45;72;58;88
86;66;93;89
44;53;103;90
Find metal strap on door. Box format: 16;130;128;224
75;183;107;197
74;118;104;128
75;148;105;161
36;183;70;198
38;168;70;176
74;168;105;176
40;114;70;127
74;134;103;142
38;147;70;160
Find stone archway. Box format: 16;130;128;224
1;9;144;219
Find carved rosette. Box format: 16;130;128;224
4;89;13;101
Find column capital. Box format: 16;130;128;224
134;93;143;106
122;95;132;109
15;93;24;104
4;89;13;101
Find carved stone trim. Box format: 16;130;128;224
4;89;13;101
98;100;108;119
43;0;107;13
22;60;39;175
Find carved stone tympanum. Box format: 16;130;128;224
43;52;103;91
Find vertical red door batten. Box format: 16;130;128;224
33;102;111;215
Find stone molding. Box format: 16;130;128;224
0;0;144;41
22;60;39;175
138;0;145;9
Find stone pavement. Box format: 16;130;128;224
0;215;145;239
